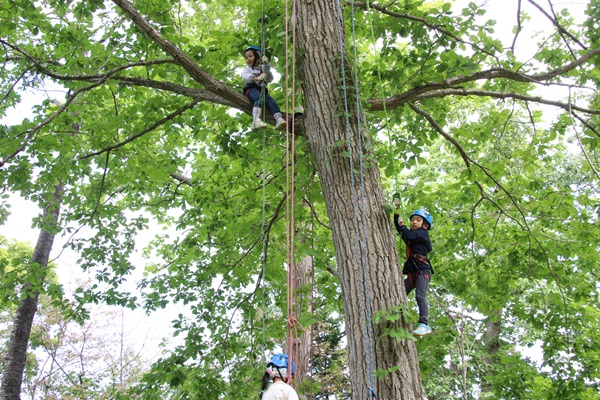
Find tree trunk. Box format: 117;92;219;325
296;1;425;398
0;186;63;400
481;310;502;396
291;255;313;399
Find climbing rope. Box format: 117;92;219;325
335;0;377;397
258;0;268;369
284;0;300;387
364;3;401;202
260;103;268;362
255;0;268;122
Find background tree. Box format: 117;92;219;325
1;239;148;400
0;184;64;400
25;300;148;400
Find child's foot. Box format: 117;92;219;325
413;323;431;336
253;119;267;130
275;119;287;131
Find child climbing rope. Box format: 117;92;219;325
241;45;287;131
259;353;298;400
393;208;434;336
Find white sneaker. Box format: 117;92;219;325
413;323;432;336
275;119;287;131
253;119;267;130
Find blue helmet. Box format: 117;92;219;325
410;209;433;230
267;353;295;377
243;45;262;54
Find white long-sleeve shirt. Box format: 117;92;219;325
241;62;274;87
261;381;299;400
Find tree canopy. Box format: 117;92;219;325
1;0;599;398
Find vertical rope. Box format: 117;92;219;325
334;1;377;397
284;0;298;387
365;3;399;197
259;0;267;121
260;130;268;361
258;0;268;369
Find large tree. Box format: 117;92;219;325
1;0;599;398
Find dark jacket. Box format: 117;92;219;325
394;214;433;274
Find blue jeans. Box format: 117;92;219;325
246;87;281;116
405;270;431;324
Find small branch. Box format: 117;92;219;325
0;39;176;81
409;104;564;302
220;193;287;361
349;1;500;61
568;93;600;182
408;103;472;171
0;66;28;106
527;0;587;50
511;0;523;53
571;110;600;139
302;196;332;231
1;80;108;168
81;97;203;159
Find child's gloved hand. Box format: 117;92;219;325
254;73;267;82
262;55;269;64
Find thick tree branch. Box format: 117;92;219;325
110;0;248;107
367;47;600;111
116;77;240;109
170;172;192;187
534;47;600;81
109;0;305;134
414;88;600;115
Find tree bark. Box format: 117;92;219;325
481;310;502;396
295;0;425;398
291;255;313;399
0;185;63;400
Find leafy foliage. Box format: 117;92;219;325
1;0;599;398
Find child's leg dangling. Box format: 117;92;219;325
252;107;267;130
